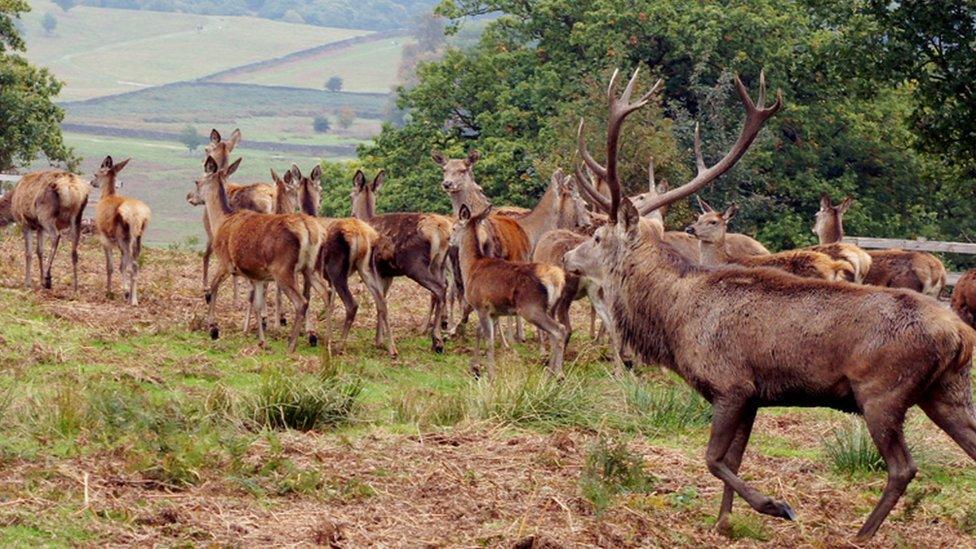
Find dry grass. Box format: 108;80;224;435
0;230;975;546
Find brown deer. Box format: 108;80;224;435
952;270;976;328
91;156;151;305
0;169;90;290
293;165;397;357
349;169;452;353
687;201;853;281
454;204;567;378
565;68;976;542
800;194;872;283
189;156;329;352
186;128;276;304
814;195;945;296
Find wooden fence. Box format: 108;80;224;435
843;236;973;286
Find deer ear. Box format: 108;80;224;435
210;129;221;144
723;204;739;222
205;156;219;174
289;164;302;183
112;158;131;174
225;157;242;177
227;129;241;150
372;170;385;192
696;195;713;213
820;193;831;210
431;150;446;166
619;198;640;232
353;170;367;191
838;196;853;214
459;204;471;221
466;149;480;166
310;164;322;182
101;156;113;169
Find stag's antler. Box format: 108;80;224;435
578;68;662;221
635;70;782;216
573;162;611;213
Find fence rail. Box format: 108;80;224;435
844;236;973;287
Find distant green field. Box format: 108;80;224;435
217;37;415;93
21;0;370;100
63;132;357;246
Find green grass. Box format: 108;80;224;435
220;37;416;93
579;436;656;513
823;417;886;474
21;0;370;100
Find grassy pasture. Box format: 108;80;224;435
216;37;416;93
0;236;974;545
20;0;370;100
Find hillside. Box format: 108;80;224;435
0;233;974;545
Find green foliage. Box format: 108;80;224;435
0;1;77;171
579;436;656;513
178;125;205;153
313;115;332;134
619;376;712;434
338;107;356;129
823;418;885;474
248;367;362;432
466;366;597;429
325;75;344;92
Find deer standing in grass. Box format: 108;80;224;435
349;169;451;352
190;156;329;352
813;195;946;296
0;169;89;291
454;204;567;378
564;68;976;542
686;199;854;281
293;165;397;357
91;156;151;305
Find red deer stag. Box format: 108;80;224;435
190;156;329;352
91;156;151;305
0;169;90;290
687;199;853;281
952;270;976;328
454;204;567;378
814;195;945;296
349;169;451;353
565;68;976;542
293;165;397;357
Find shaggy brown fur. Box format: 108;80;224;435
567;69;976;542
92;156;151;305
814;195;945;296
350;170;451;352
807;242;872;284
455;204;566;378
952;269;976;328
0;170;90;290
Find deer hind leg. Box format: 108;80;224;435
406;258;446;353
43;229;61;291
374;277;393;347
243;286;255;334
119;237;133;305
520;303;566;377
130;236;142;306
474;309;494;379
496;319;511;350
716;405;758;537
276;284;286;327
22;229;33;288
202;238;213;302
70;213;83;292
358;259;397;358
325;262;357;354
252;281;268;348
855;404;916;542
103;246;114;298
232;275;241;308
705;398;796;522
920;374;976;463
276;270;307;353
305;270;333;350
34;230;45;289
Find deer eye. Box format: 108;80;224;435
594;236;601;243
709;220;717;225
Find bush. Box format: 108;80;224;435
579;436;656;513
823;418;885;474
325;75;343;92
249;368;362;431
467;366;596;429
619;377;712;434
313;116;331;134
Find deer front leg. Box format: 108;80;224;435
22;229;33;288
855;405;916;542
252;281;268;348
104;246;114;298
34;230;45;288
70;220;82;292
716;406;758;536
206;263;231;340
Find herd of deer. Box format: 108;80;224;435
2;69;976;542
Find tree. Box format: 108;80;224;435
324;75;343;92
313;116;331;133
41;13;56;34
0;1;77;172
52;0;76;12
178;125;206;153
337;107;356;129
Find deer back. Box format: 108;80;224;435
12;171;90;231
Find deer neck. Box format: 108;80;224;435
351;192;374;220
0;190;14;227
697;234;729;266
299;183;318;217
99;176;118;199
275;185;295;214
205;178;234;229
818;216;843;244
457;222;484;285
518;183;560;249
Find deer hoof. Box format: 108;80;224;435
308;333;319;347
279;317;287;327
623;359;635;371
124;291;130;301
209;326;220;340
43;276;52;290
261;318;268;332
763;500;796;521
432;340;444;354
204;291;212;304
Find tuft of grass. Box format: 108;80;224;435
823;418;885;474
619;377;712;434
392;387;466;428
467;367;597;429
249;367;362;432
579;436;656;513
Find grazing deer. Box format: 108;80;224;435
687;201;853;281
349;169;451;353
952;270;976;328
0;169;90;290
565;68;976;542
814;195;945;296
91;156;151;305
293;165;397;357
186;128;276;304
454;204;566;378
190;156;329;352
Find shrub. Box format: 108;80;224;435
392;388;466;428
249;368;362;431
313;116;331;134
579;436;656;513
619;377;712;434
823;417;885;474
467;367;596;429
325;76;343;92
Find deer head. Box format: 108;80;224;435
432;149;489;216
205;128;242;169
351;169;384;219
91;155;131;194
685;198;738;244
190;155;242;208
271;168;302;213
290;164;323;216
813;194;852;244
